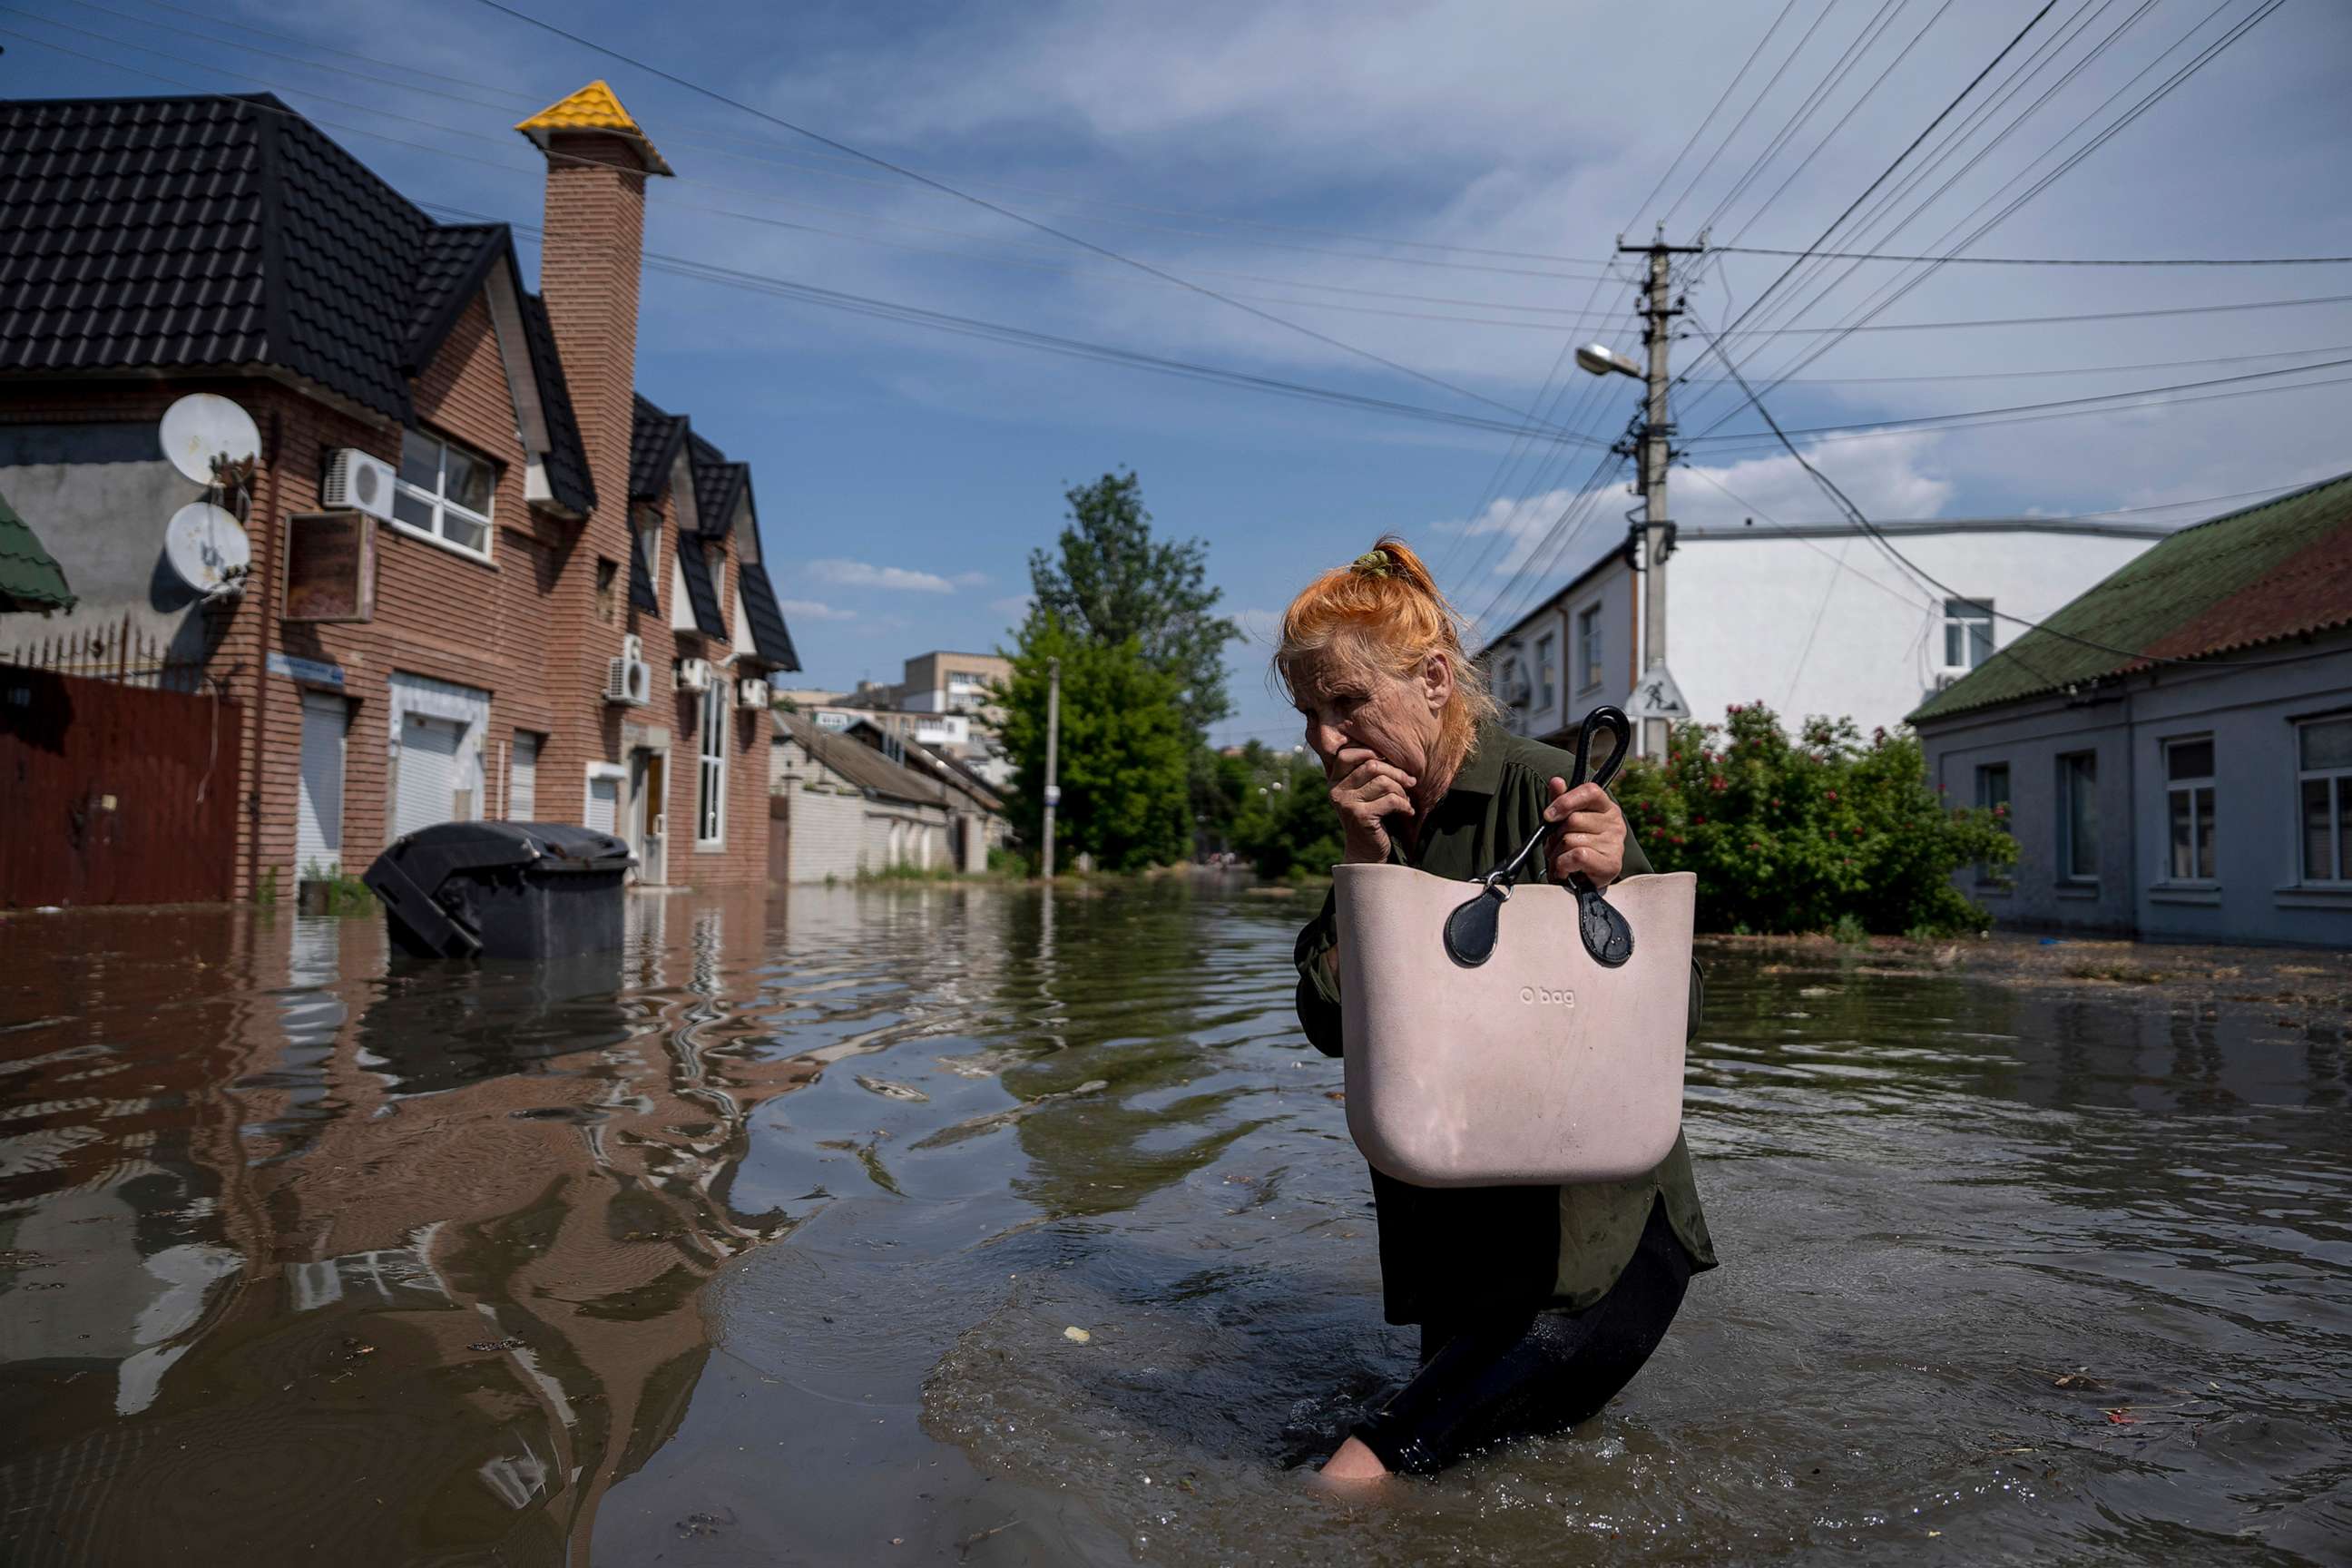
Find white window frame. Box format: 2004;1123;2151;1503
1576;603;1603;692
696;680;728;848
2296;714;2352;885
1941;597;1994;671
2058;750;2099;884
1534;632;1556;711
2161;735;2217;884
390;428;495;561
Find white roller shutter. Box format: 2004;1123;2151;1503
296;693;347;876
509;731;539;820
395;715;463;839
586;772;620;833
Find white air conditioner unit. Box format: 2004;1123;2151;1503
606;636;652;707
321;447;398;521
736;677;769;710
675;658;713;693
1931;671;1964;692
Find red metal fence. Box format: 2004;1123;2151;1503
1;663;242;906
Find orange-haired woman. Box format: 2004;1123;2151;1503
1281;537;1716;1481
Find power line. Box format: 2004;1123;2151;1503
463;0;1560;430
1623;0;1807;232
1681;344;2352;386
1686;0;2280;438
1682;353;2352;446
1683;311;2330;676
1712;243;2352;265
1659;0;1849;230
416;203;1606;451
1718;289;2352;334
1713;1;2062;346
98;0;1632;274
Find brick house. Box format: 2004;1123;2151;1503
0;83;797;900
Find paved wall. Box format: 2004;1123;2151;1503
0;423;211;662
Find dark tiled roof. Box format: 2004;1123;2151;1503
775;710;950;808
686;432;747;538
0;485;75;612
674;535;726;639
736;549;800;671
514;289;594;515
1910;471;2352;723
629;395;690;500
0;93;593;513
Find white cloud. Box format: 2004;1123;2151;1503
989;593;1034;621
953;570;990;588
779;598;857;622
806;559;956;593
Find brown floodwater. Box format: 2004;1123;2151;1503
1;884;2346;1565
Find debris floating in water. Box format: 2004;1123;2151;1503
1063;1327;1091;1344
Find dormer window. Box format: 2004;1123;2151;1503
393;429;495;558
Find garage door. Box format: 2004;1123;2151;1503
395;714;465;839
586;772;620;833
296;693;347;877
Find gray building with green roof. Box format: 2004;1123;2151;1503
1910;475;2352;946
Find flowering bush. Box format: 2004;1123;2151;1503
1611;703;2014;936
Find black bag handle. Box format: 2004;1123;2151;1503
1444;706;1636;969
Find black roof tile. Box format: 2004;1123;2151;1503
736;549;800;671
0;93;593;513
516;289;594;515
674;534;727;639
629;393;690;500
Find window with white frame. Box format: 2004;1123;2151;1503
2163;736;2216;881
1535;632;1557;710
2058;751;2098;881
696;680;728;845
1942;598;1994;670
391;429;495;556
2297;715;2352;884
1577;604;1603;691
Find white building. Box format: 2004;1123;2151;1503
1481;516;2176;745
769;709;1006;881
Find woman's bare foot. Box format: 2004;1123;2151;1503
1317;1436;1389;1484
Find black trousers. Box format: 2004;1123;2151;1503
1350;1197;1693;1476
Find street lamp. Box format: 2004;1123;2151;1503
1575;343;1642;379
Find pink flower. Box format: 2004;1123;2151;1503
1826;789;1838;802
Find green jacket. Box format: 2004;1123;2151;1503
1295;719;1717;1323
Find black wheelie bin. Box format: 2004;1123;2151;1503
364;822;635;960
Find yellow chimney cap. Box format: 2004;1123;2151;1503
515;80;673;176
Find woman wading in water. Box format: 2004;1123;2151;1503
1281;538;1716;1481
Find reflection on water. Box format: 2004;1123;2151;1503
2;886;2347;1565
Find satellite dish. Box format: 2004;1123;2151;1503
159;394;261;484
162;501;251;595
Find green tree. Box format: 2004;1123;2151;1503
1027;470;1237;737
1230;750;1345;880
1612;702;2015;935
997;612;1193;872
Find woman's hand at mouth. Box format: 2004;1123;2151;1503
1544;778;1626;889
1328;746;1417;864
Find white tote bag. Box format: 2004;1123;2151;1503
1334;708;1695;1187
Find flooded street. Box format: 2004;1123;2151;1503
3;883;2347;1565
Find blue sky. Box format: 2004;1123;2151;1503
7;0;2350;746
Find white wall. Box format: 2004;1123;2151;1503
1669;524;2164;736
1489;564;1636;742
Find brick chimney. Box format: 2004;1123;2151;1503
514;81;673;532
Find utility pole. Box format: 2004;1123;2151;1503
1614;235;1704;760
1040;655;1061;879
